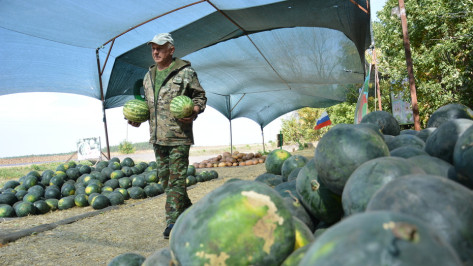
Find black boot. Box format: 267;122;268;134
163;223;174;239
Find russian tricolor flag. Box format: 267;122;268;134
314;111;332;130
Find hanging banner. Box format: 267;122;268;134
354;68;371;124
391;91;414;125
77;137;101;160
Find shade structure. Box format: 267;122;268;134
0;0;372;128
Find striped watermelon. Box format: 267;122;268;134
123;99;150;123
170;95;194;119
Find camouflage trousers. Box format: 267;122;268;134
153;144;192;225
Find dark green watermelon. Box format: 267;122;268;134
66;168;81;180
287;167;302;181
416;127;436;142
104;179;120;190
33;200;51;214
121;157;135;167
254;173;283;187
108;252;146;266
0;204;15;217
170;180;295;265
282;197;316;232
341;156;425;216
299;211;463;265
366;174;473;264
273;180;299;200
296;158;343;225
128;187;145;199
265;149;292;175
386;134;425;151
0;192;18;206
389;146;428;158
143;183;162;197
427;103;473;128
281;155;308;181
409;155;455;179
15;201;36;217
280;244;310;266
293;216;315;250
142;247;172;266
3;180;20;190
399;129;418;135
107;191;125;206
425;118;473;163
44;187;61;199
314;124;390;195
453;124;473;188
91;194;110;210
360;110;401;136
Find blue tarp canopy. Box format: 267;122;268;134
1;0;371;128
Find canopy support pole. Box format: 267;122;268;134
398;0;421;130
225;96;233;155
96;43;115;160
260;125;266;154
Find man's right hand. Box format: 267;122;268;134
126;119;141;128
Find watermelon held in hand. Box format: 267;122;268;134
170;95;194;119
123;99;150;123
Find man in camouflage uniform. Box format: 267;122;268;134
127;33;206;239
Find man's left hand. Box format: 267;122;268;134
179;105;200;123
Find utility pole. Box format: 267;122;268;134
398;0;421;130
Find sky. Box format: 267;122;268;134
0;1;387;158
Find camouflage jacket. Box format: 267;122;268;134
143;58;207;146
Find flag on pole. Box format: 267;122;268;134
314;111;332;130
354;67;371;124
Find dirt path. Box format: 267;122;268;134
0;148;314;265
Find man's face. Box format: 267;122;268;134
151;43;174;65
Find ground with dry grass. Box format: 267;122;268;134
0;147;314;265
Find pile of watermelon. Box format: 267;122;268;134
0;157;214;218
108;102;473;265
